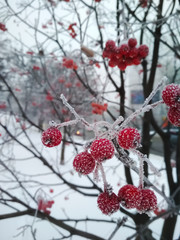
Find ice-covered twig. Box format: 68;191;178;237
112;116;124;129
115;76;167;130
56;119;79;128
141;76;167;108
118;100;164;130
132;149;161;177
60;94;93;129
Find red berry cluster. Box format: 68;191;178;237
41;127;62;147
102;39;149;71
62;58;78;70
97;185;157;215
68;23;77;38
162;84;180;127
0;23;7;31
38;198;54;215
72;138;114;176
118;127;141;150
118;184;157;213
91;102;108;115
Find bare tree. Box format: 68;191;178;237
0;0;180;239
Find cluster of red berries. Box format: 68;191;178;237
97;184;157;215
91;102;108;115
0;23;7;31
62;57;78;70
102;39;149;71
68;23;77;38
162;83;180;127
38;198;54;215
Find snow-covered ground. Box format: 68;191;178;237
0;115;179;240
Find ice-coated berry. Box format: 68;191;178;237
136;189;157;213
118;184;142;209
162;83;180;108
138;44;149;58
167;107;180;127
73;151;95;175
118;127;141;150
128;38;137;48
105;40;116;51
119;44;129;56
97;192;120;215
90;138;115;162
41;127;62;147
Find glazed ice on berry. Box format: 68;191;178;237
117;127;141;150
73;151;95;175
136;188;157;213
41;127;62;147
90;138;115;162
162;83;180;108
118;184;142;209
97;191;120;215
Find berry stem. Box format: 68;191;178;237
98;163;108;191
60;94;93;129
133;149;161;176
138;152;144;190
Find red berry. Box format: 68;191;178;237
126;57;133;66
139;0;148;8
162;83;180;108
118;61;127;71
136;189;157;213
119;44;129;56
128;47;138;58
41;127;62;147
138;44;149;58
97;192;120;215
102;49;112;59
167;107;180;127
118;127;141;150
108;56;118;67
90;138;114;162
118;184;142;209
128;38;137;48
73;151;95;175
133;56;141;65
105;40;116;51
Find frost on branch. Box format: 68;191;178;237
41;77;179;215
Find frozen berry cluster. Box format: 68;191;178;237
97;184;157;215
102;39;149;71
38;198;54;215
162;83;180;127
62;57;78;70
